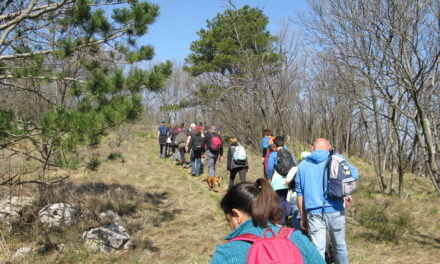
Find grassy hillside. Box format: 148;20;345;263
1;124;439;263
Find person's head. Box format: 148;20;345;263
220;178;280;230
161;120;166;125
180;123;185;128
273;136;284;147
190;123;196;129
262;129;273;137
209;125;217;132
312;138;332;151
229;137;239;145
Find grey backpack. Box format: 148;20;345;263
324;151;356;198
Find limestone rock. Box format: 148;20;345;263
38;203;81;228
13;247;33;258
81;223;132;253
98;210;124;224
0;196;34;225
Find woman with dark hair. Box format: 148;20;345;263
211;178;324;264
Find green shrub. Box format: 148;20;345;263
357;206;412;243
107;152;123;160
86;156;101;171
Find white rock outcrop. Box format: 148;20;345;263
38;203;81;228
0;196;34;224
81;223;132;253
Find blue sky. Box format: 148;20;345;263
143;0;308;63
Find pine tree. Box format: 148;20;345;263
0;0;172;182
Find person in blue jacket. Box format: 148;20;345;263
266;136;297;225
295;138;359;264
211;178;325;264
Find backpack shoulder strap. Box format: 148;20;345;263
277;227;295;239
322;150;335;202
227;233;261;244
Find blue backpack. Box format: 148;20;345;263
159;125;168;136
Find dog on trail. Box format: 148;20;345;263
207;176;222;190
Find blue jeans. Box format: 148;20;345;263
190;150;202;176
206;149;219;176
308;211;348;264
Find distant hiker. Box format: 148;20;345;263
186;123;198;175
226;138;248;190
205;126;224;177
211;178;324;264
267;136;297;225
166;124;174;156
170;126;179;162
187;129;205;177
295;138;359;264
178;123;188;134
196;122;204;132
262;129;275;177
158;121;168;158
175;128;188;168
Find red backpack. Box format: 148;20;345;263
209;136;222;151
228;228;304;264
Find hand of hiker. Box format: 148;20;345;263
300;217;308;232
345;195;353;208
261;157;265;164
218;156;223;162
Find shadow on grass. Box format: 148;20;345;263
411;230;440;249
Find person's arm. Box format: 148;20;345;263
297;195;307;232
267;152;276;179
227;147;232;171
295;169;307;231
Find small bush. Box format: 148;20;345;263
107;152;124;162
86;156;101;171
357;206;412;243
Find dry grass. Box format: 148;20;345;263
1;124;439;263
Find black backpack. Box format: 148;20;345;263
192;135;205;151
275;149;295;176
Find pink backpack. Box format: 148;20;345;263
228;228;304;264
209;136;222;151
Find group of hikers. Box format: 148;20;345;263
158;122;359;264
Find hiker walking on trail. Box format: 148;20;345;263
226;138;248;190
158;121;169;158
170;126;179;162
267;136;297;225
211;178;324;264
262;129;275;177
174;128;188;168
295;138;359;264
186;128;205;177
205;126;223;177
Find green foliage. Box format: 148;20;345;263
108;152;124;162
0;0;173;177
357;206;412;243
86;156;101;171
185;5;277;77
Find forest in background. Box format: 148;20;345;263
0;1;439;199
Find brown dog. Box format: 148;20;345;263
207;176;222;190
